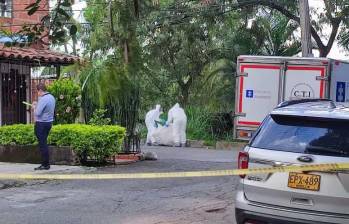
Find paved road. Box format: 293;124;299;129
0;146;241;224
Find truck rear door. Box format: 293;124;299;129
330;60;349;106
284;65;328;101
235;63;281;139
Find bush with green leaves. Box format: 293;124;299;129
0;124;126;163
186;106;212;141
88;109;111;126
48;79;81;124
186;107;234;143
0;124;37;145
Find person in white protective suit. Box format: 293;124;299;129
145;105;161;145
166;103;187;147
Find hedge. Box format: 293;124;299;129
0;124;126;162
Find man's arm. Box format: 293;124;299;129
34;98;46;117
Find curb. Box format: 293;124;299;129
141;139;247;150
114;159;139;165
186;140;247;150
114;154;141;165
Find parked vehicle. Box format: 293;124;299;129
234;56;349;140
235;99;349;224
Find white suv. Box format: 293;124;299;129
235;99;349;224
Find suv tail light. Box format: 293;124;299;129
238;151;249;178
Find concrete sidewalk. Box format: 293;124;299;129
0;162;87;174
0;163;90;190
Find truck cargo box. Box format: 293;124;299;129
234;56;349;140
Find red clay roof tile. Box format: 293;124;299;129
0;45;79;65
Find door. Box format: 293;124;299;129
284;65;327;101
1;66;28;125
330;60;349;106
234;58;329;140
236;63;281;127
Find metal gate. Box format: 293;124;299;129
0;62;30;125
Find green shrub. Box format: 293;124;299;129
186;106;213;141
0;124;37;145
48;79;81;124
88;109;111;126
0;124;126;163
186;107;234;142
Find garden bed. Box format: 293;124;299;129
0;124;126;165
0;145;78;165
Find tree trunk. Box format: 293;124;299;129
179;77;193;107
72;36;77;56
64;43;68;53
319;47;330;57
123;40;129;64
180;85;190;108
133;0;139;18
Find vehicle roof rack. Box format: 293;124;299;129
276;99;336;109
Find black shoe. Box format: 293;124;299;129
34;165;50;171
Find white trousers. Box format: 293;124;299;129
173;119;187;145
146;122;155;144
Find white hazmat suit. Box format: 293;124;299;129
145;105;161;145
167;103;187;146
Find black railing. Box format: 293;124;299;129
122;133;141;154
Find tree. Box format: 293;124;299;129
14;0;349;57
223;0;349;57
16;0;78;47
80;0;158;150
167;0;349;57
144;5;225;106
242;11;301;56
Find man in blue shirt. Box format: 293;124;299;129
33;83;56;170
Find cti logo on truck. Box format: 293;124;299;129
291;83;315;99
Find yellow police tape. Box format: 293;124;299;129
0;162;348;180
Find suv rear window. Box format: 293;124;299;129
250;115;349;157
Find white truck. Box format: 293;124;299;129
234;55;349;140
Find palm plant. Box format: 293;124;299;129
250;12;301;56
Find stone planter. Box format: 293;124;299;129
0;145;79;165
186;140;205;148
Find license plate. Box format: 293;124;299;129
288;172;321;191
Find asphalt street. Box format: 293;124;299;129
0;146;241;224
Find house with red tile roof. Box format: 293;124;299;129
0;0;78;125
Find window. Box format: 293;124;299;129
0;0;12;18
251;115;349;157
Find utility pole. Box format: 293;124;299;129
299;0;313;57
